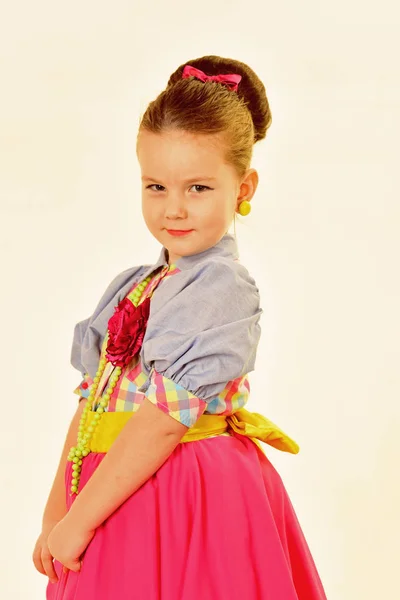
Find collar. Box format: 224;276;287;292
151;232;239;273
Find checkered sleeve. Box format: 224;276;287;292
142;369;207;428
73;372;94;399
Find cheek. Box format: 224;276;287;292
141;203;157;233
142;198;158;219
197;198;233;222
193;197;219;217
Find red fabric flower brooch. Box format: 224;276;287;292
105;296;151;368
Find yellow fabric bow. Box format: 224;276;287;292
184;408;300;454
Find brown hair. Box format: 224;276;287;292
137;55;272;180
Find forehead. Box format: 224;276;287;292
137;129;227;180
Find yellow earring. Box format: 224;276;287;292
238;200;251;216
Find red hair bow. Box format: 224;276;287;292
182;64;242;92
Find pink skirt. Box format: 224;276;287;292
47;432;327;599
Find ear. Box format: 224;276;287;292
236;169;259;210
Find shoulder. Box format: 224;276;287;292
103;264;150;295
95;264;151;312
74;263;150;336
151;256;261;323
173;255;258;299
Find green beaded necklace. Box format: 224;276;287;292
67;273;153;495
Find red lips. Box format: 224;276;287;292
166;229;194;236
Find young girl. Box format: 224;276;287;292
33;55;327;599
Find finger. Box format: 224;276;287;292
65;559;81;573
32;545;46;576
41;548;58;583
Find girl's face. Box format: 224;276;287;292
136;129;258;264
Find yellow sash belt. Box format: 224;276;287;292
85;408;300;454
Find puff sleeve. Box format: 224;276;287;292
138;258;263;428
71;265;149;397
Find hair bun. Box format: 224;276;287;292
167;55;271;142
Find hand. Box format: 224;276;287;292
47;515;95;573
32;521;59;584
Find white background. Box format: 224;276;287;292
1;1;399;598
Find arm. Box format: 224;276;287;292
33;398;87;581
41;398;86;530
66;398;188;531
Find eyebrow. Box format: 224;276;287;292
141;176;216;184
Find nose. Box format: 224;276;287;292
165;195;187;219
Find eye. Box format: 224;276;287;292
146;184;165;192
146;184;212;193
190;185;211;193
